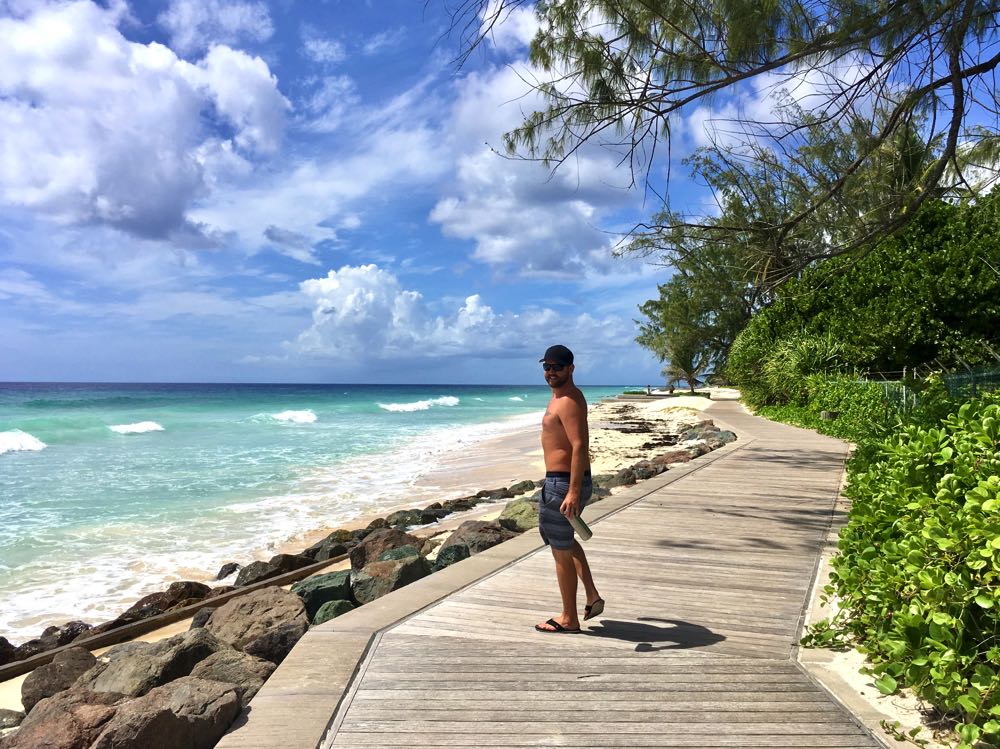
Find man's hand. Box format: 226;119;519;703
560;494;580;518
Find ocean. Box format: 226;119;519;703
0;382;625;642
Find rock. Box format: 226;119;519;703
631;461;662;480
0;710;23;729
21;647;98;713
498;499;538;533
476;487;514;500
189;607;213;630
351;556;431;605
350;527;372;542
590;473;615;489
651;450;692;467
377;545;420;562
717;430;737;443
508;480;536;495
349;528;422;571
204;587;308;658
366;516;388;530
291;570;353;620
243;621;307;665
234;553;312;587
431;543;470;571
126;582;213;616
606;467;637;487
439;520;517;556
310;528;355;547
11;639;49;662
424;502;443;510
215;563;240;580
4;689;122;749
90;676;239;749
0;638;16;666
205;585;235;600
420;536;446;558
306;541;349;562
441;497;478;512
189;650;275;708
74;628;225;698
312;600;354;625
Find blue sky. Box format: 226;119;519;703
0;0;718;385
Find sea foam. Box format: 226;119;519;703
0;430;47;455
377;396;460;413
271;410;318;423
109;422;164;434
509;396;525;401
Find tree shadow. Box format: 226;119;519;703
585;616;725;652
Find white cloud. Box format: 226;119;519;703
298;75;358;133
301;25;345;64
291;264;633;361
158;0;273;56
362;27;406;56
0;1;287;241
480;1;538;54
430;64;638;277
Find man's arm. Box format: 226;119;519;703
557;396;589;518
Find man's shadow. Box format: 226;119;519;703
585;617;725;652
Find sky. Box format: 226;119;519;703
0;0;723;385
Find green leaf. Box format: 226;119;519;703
874;674;898;695
975;594;995;608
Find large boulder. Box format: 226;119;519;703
1;689;122;749
304;541;349;563
651;450;692;467
0;710;23;729
605;467;637;487
431;543;470;571
349;528;421;572
125;582;213;617
508;480;537;495
189;650;275;708
12;621;93;662
21;647;98;713
0;638;15;667
498;500;538;533
439;520;517;556
243;622;307;665
291;570;353;619
215;563;240;580
351;556;431;605
234;554;312;587
441;496;478;512
74;628;225;698
631;461;663;480
90;677;239;749
312;600;354;625
204;587;308;662
377;545;420;562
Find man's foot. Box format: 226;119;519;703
584;597;605;620
534;617;581;634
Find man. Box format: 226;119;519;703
535;344;604;633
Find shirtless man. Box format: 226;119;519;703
535;344;604;633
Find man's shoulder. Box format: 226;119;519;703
553;388;587;411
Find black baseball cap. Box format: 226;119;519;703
539;344;574;366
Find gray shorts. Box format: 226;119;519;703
538;472;592;550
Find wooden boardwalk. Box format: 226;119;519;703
320;401;882;749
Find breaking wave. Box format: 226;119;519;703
378;396;460;413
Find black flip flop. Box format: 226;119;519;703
584;598;605;620
534;617;581;634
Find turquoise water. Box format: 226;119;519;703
0;382;625;641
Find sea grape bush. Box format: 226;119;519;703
813;393;1000;748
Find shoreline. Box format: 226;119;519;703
0;390;727;647
0;389;732;715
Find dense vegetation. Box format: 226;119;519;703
727;195;1000;407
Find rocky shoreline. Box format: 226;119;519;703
0;405;735;749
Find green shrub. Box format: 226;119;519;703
814;393;1000;747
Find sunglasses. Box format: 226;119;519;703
541;363;567;372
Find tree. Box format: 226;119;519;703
635;236;758;373
726;193;1000;402
450;0;1000;284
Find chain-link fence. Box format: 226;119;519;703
942;367;1000;397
